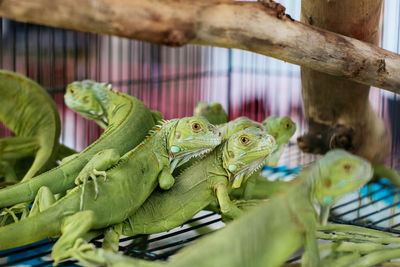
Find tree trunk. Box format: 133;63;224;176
297;0;390;165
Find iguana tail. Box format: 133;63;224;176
0;206;62;250
373;165;400;187
0;164;77;208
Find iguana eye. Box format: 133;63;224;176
192;122;202;132
70;88;75;94
240;136;250;145
285;123;291;129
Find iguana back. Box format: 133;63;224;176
124;153;217;234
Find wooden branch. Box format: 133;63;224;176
0;0;399;93
297;0;390;165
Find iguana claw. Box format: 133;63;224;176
78;168;107;210
0;208;19;225
93;169;107;182
0;203;29;226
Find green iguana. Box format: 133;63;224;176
0;116;221;264
65;126;275;263
0;70;67;184
230;115;296;201
0;80;157;209
193;101;228;125
177;115;295;216
65;81;162;129
262;115;296;166
72;149;372;267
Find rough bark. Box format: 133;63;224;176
0;0;399;93
297;0;389;165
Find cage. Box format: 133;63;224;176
0;0;400;266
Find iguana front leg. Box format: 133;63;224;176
52;210;97;265
155;151;175;190
102;223;123;252
300;216;320;267
215;183;243;220
75;149;120;210
29;186;57;217
265;146;284;167
157;166;175;190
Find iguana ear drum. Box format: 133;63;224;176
228;164;237;172
171;146;180;153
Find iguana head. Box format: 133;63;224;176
64;80;111;127
262;115;296;145
193;101;228;125
166;117;222;170
218;117;264;140
222;127;276;189
262;115;296;166
311;149;372;225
